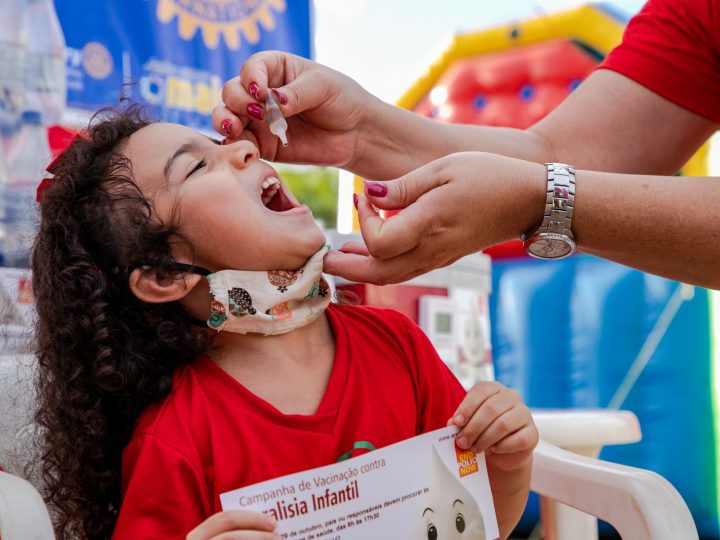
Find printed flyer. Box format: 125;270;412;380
220;427;499;539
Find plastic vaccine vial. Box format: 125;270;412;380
265;92;288;146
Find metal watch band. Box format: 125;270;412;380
521;163;575;241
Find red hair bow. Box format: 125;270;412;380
36;177;55;203
36;132;84;203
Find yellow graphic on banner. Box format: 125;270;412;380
156;0;286;50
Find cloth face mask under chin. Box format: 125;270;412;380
134;245;332;335
204;244;331;336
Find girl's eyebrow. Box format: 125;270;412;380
164;142;198;183
163;137;221;182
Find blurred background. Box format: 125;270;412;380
0;1;718;539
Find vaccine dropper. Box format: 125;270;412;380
265;91;288;147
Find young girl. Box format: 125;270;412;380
32;105;538;540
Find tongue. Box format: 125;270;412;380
267;190;291;212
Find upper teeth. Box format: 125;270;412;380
262;177;280;190
261;177;281;205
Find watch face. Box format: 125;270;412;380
526;234;575;259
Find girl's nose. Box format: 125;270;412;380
225;139;260;169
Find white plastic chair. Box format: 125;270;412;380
0;352;52;540
532;441;697;539
0;470;54;540
533;409;639;538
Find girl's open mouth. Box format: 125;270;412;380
260;176;301;213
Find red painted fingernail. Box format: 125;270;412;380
247;103;264;120
271;88;288;105
249;81;260;99
353;193;359;210
221;119;232;134
365;182;388;197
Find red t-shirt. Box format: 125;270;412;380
112;304;466;539
599;0;720;122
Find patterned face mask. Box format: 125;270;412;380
205;245;332;335
137;245;332;336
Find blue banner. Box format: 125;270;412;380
55;0;312;130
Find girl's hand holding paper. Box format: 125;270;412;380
448;381;538;538
449;381;539;471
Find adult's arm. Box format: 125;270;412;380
323;152;720;290
356;69;717;178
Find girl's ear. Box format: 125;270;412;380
128;267;204;303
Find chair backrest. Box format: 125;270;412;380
0;471;54;540
0;353;53;539
532;441;699;540
0;354;38;478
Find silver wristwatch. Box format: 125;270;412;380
521;162;576;259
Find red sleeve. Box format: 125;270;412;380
598;0;720;122
391;311;467;434
112;434;212;540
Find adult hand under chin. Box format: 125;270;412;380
324;152;545;285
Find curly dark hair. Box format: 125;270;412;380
31;105;208;539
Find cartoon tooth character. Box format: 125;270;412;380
416;448;486;540
457;301;495;384
459;303;485;366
